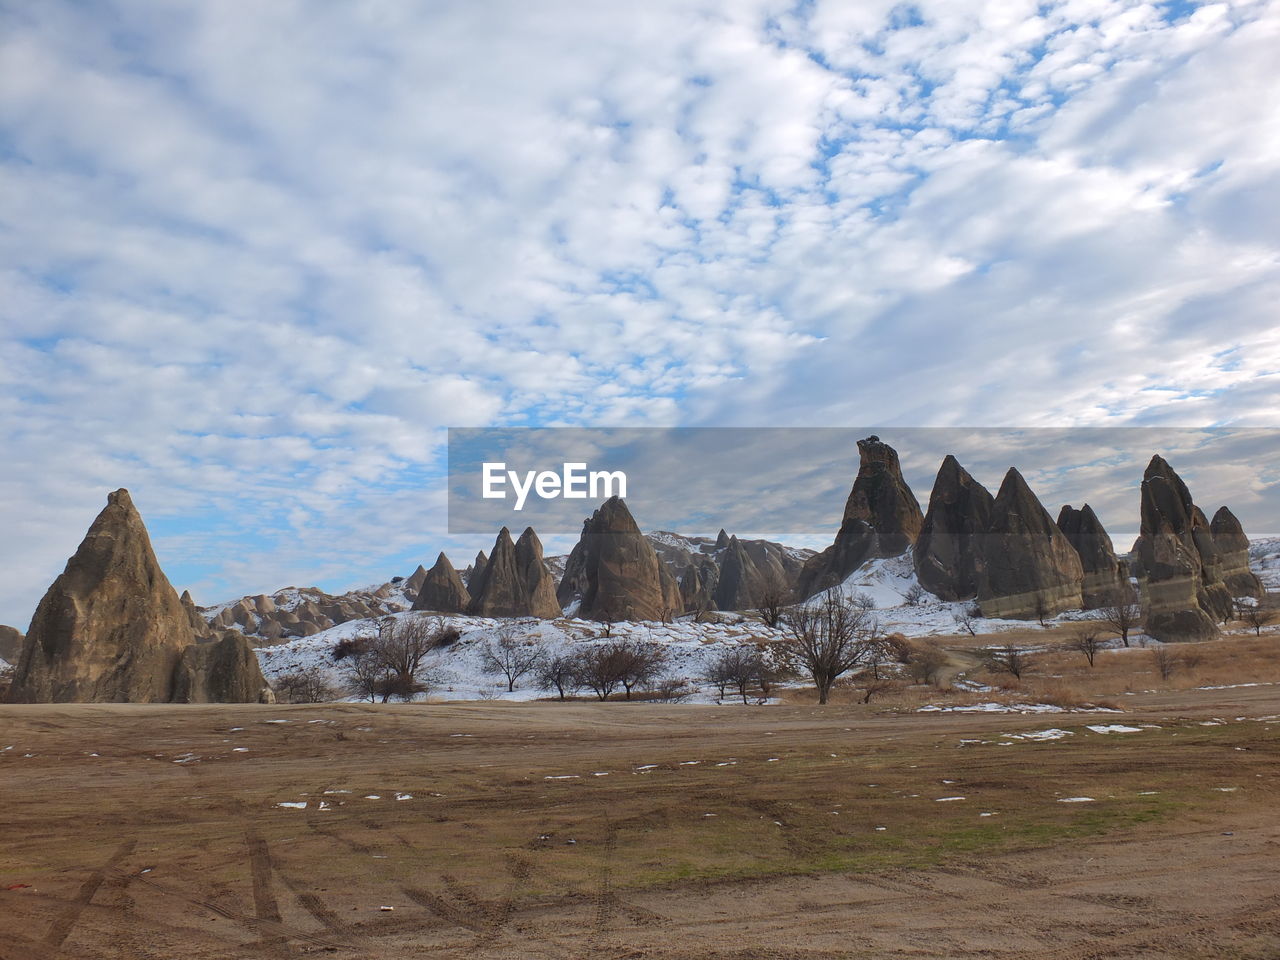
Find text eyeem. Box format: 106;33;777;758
481;462;627;511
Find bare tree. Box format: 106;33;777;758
274;666;337;703
480;623;544;692
754;572;793;629
652;675;692;702
1096;589;1143;648
703;646;765;704
902;583;926;607
536;652;581;701
1152;644;1178;682
1236;598;1277;636
1071;628;1104;668
569;643;626;701
851;592;877;614
618;641;667;700
345;614;446;702
952;602;980;637
779;593;882;704
345;645;392;702
985;643;1030;680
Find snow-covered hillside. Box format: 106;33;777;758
256;612;785;704
1250;537;1280;590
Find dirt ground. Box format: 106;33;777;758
2;683;1278;959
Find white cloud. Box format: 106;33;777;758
1;0;1277;624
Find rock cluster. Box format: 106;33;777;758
1131;456;1263;641
976;469;1085;619
467;527;561;618
6;489;269;703
798;437;924;598
648;530;809;614
1056;504;1128;608
557;497;681;621
411;552;471;614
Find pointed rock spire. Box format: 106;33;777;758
1133;456;1236;641
403;564;429;597
1210;506;1265;601
975;469;1084;619
412;553;471;613
1056;503;1127;608
912;455;995;601
465;551;488;592
7;489;195;703
7;489;268;703
468;528;560;618
557;497;680;621
798;436;923;598
0;624;24;664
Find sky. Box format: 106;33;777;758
2;0;1278;627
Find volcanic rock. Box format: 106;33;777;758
1056;504;1128;608
412;553;471;613
465;551;489;592
975;469;1084;619
1131;456;1231;641
1210;506;1265;601
7;489;198;703
172;632;273;703
0;625;23;664
404;564;429;597
912;455;995;601
557;497;681;621
798;436;923;598
468;528;561;618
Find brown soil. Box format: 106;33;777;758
1;683;1278;959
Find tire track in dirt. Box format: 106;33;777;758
243;823;290;953
42;837;137;950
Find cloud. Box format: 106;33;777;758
1;0;1277;624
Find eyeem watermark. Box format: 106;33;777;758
482;462;627;511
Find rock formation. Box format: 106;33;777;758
1132;456;1247;641
1210;506;1266;601
713;535;796;611
798;436;923;598
975;469;1084;619
411;552;471;613
468;528;561;618
912;455;995;601
646;530;809;614
557;497;682;621
172;632;273;704
404;564;429;598
465;551;488;592
6;489;269;703
1056;504;1127;608
0;625;24;664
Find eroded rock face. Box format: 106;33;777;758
799;436;923;598
412;552;471;614
557;497;680;621
1210;506;1265;601
1056;504;1127;608
1132;456;1230;641
975;469;1084;619
172;632;273;704
468;528;561;618
0;625;25;664
465;551;488;592
8;489;197;703
912;455;995;602
404;564;429;598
